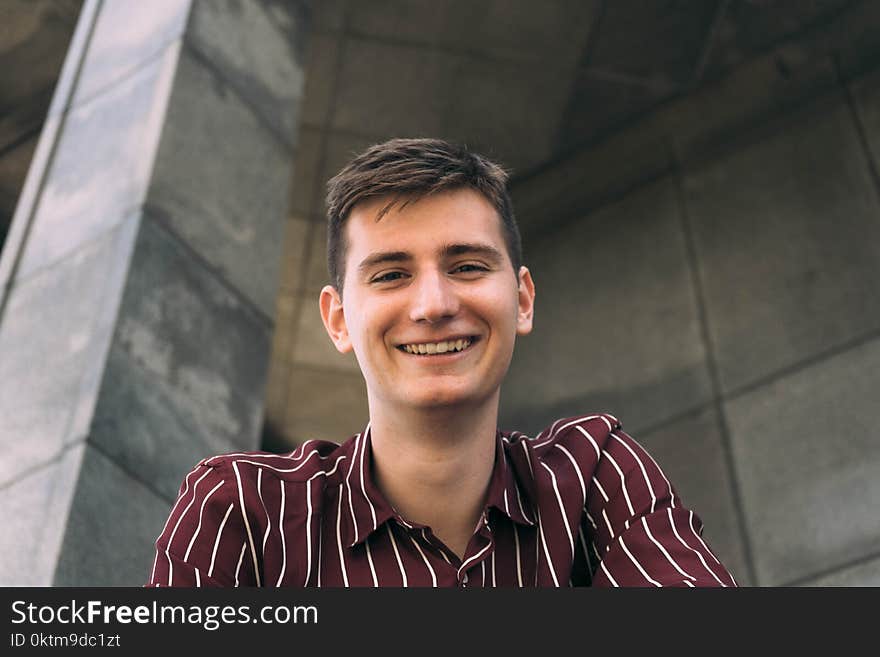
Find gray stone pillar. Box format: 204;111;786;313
0;0;308;585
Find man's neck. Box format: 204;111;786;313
367;397;499;560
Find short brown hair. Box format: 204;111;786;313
325;137;521;293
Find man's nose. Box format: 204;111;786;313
409;271;459;323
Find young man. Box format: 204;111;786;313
148;138;737;587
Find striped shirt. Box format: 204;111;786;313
147;413;737;587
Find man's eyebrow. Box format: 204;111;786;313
356;243;506;275
440;243;505;263
357;251;412;274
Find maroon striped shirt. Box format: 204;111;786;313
147;413;737;587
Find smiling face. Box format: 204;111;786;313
319;187;535;415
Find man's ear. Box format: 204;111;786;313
319;285;352;353
516;266;535;336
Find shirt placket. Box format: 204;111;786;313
457;510;495;588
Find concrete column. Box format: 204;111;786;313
0;0;308;585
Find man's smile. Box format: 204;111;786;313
396;336;477;356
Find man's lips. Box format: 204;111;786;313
396;336;478;355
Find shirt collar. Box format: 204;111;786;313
341;424;536;548
340;424;397;548
487;430;537;527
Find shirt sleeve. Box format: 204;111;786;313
146;460;259;587
585;427;738;587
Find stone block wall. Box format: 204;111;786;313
0;0;306;586
501;58;880;587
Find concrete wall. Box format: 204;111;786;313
0;0;307;586
500;60;880;587
0;1;81;245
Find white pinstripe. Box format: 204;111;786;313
555;444;587;503
513;524;523;587
234;542;246;587
540;461;575;561
575;425;602;460
602;450;635;516
304;479;313;586
666;508;723;585
641;516;695;581
365;537;379;586
408;534;437;586
387;525;408;586
232;462;261;587
183;479;224;561
257;469;271;553
208;502;234;578
600;559;619;587
275;480;287;587
152;465;200;583
620;536;661;586
359;426;378;539
611;432;657;513
336;484;349;587
535;506;560;587
344;433;363;544
165;468;212;585
533;415;607;449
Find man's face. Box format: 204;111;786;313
319;187;535;413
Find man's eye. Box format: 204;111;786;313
372;271;405;283
452;264;488;274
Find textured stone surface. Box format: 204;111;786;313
348;0;597;65
291;291;360;373
311;0;345;32
500;178;711;437
852;67;880;178
0;214;138;485
89;216;271;501
635;407;751;586
263;291;298;431
0;133;36;239
0;0;80;148
284;366;369;444
14;41;178;280
298;33;340;128
188;0;308;142
304;217;329;292
798;555;880;587
511;126;672;239
445;58;572;173
685;94;880;394
555;0;716;147
725;336;880;586
332;38;457;138
319;131;378;191
587;0;716;84
148;47;292;318
53;445;172;586
700;0;851;82
286;126;322;216
71;0;189;105
268;293;297;375
0;443;84;586
276;215;312;294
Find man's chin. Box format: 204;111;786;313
403;388;499;413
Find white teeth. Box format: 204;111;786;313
402;339;472;355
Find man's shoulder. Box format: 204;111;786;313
195;437;356;484
502;412;622;453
